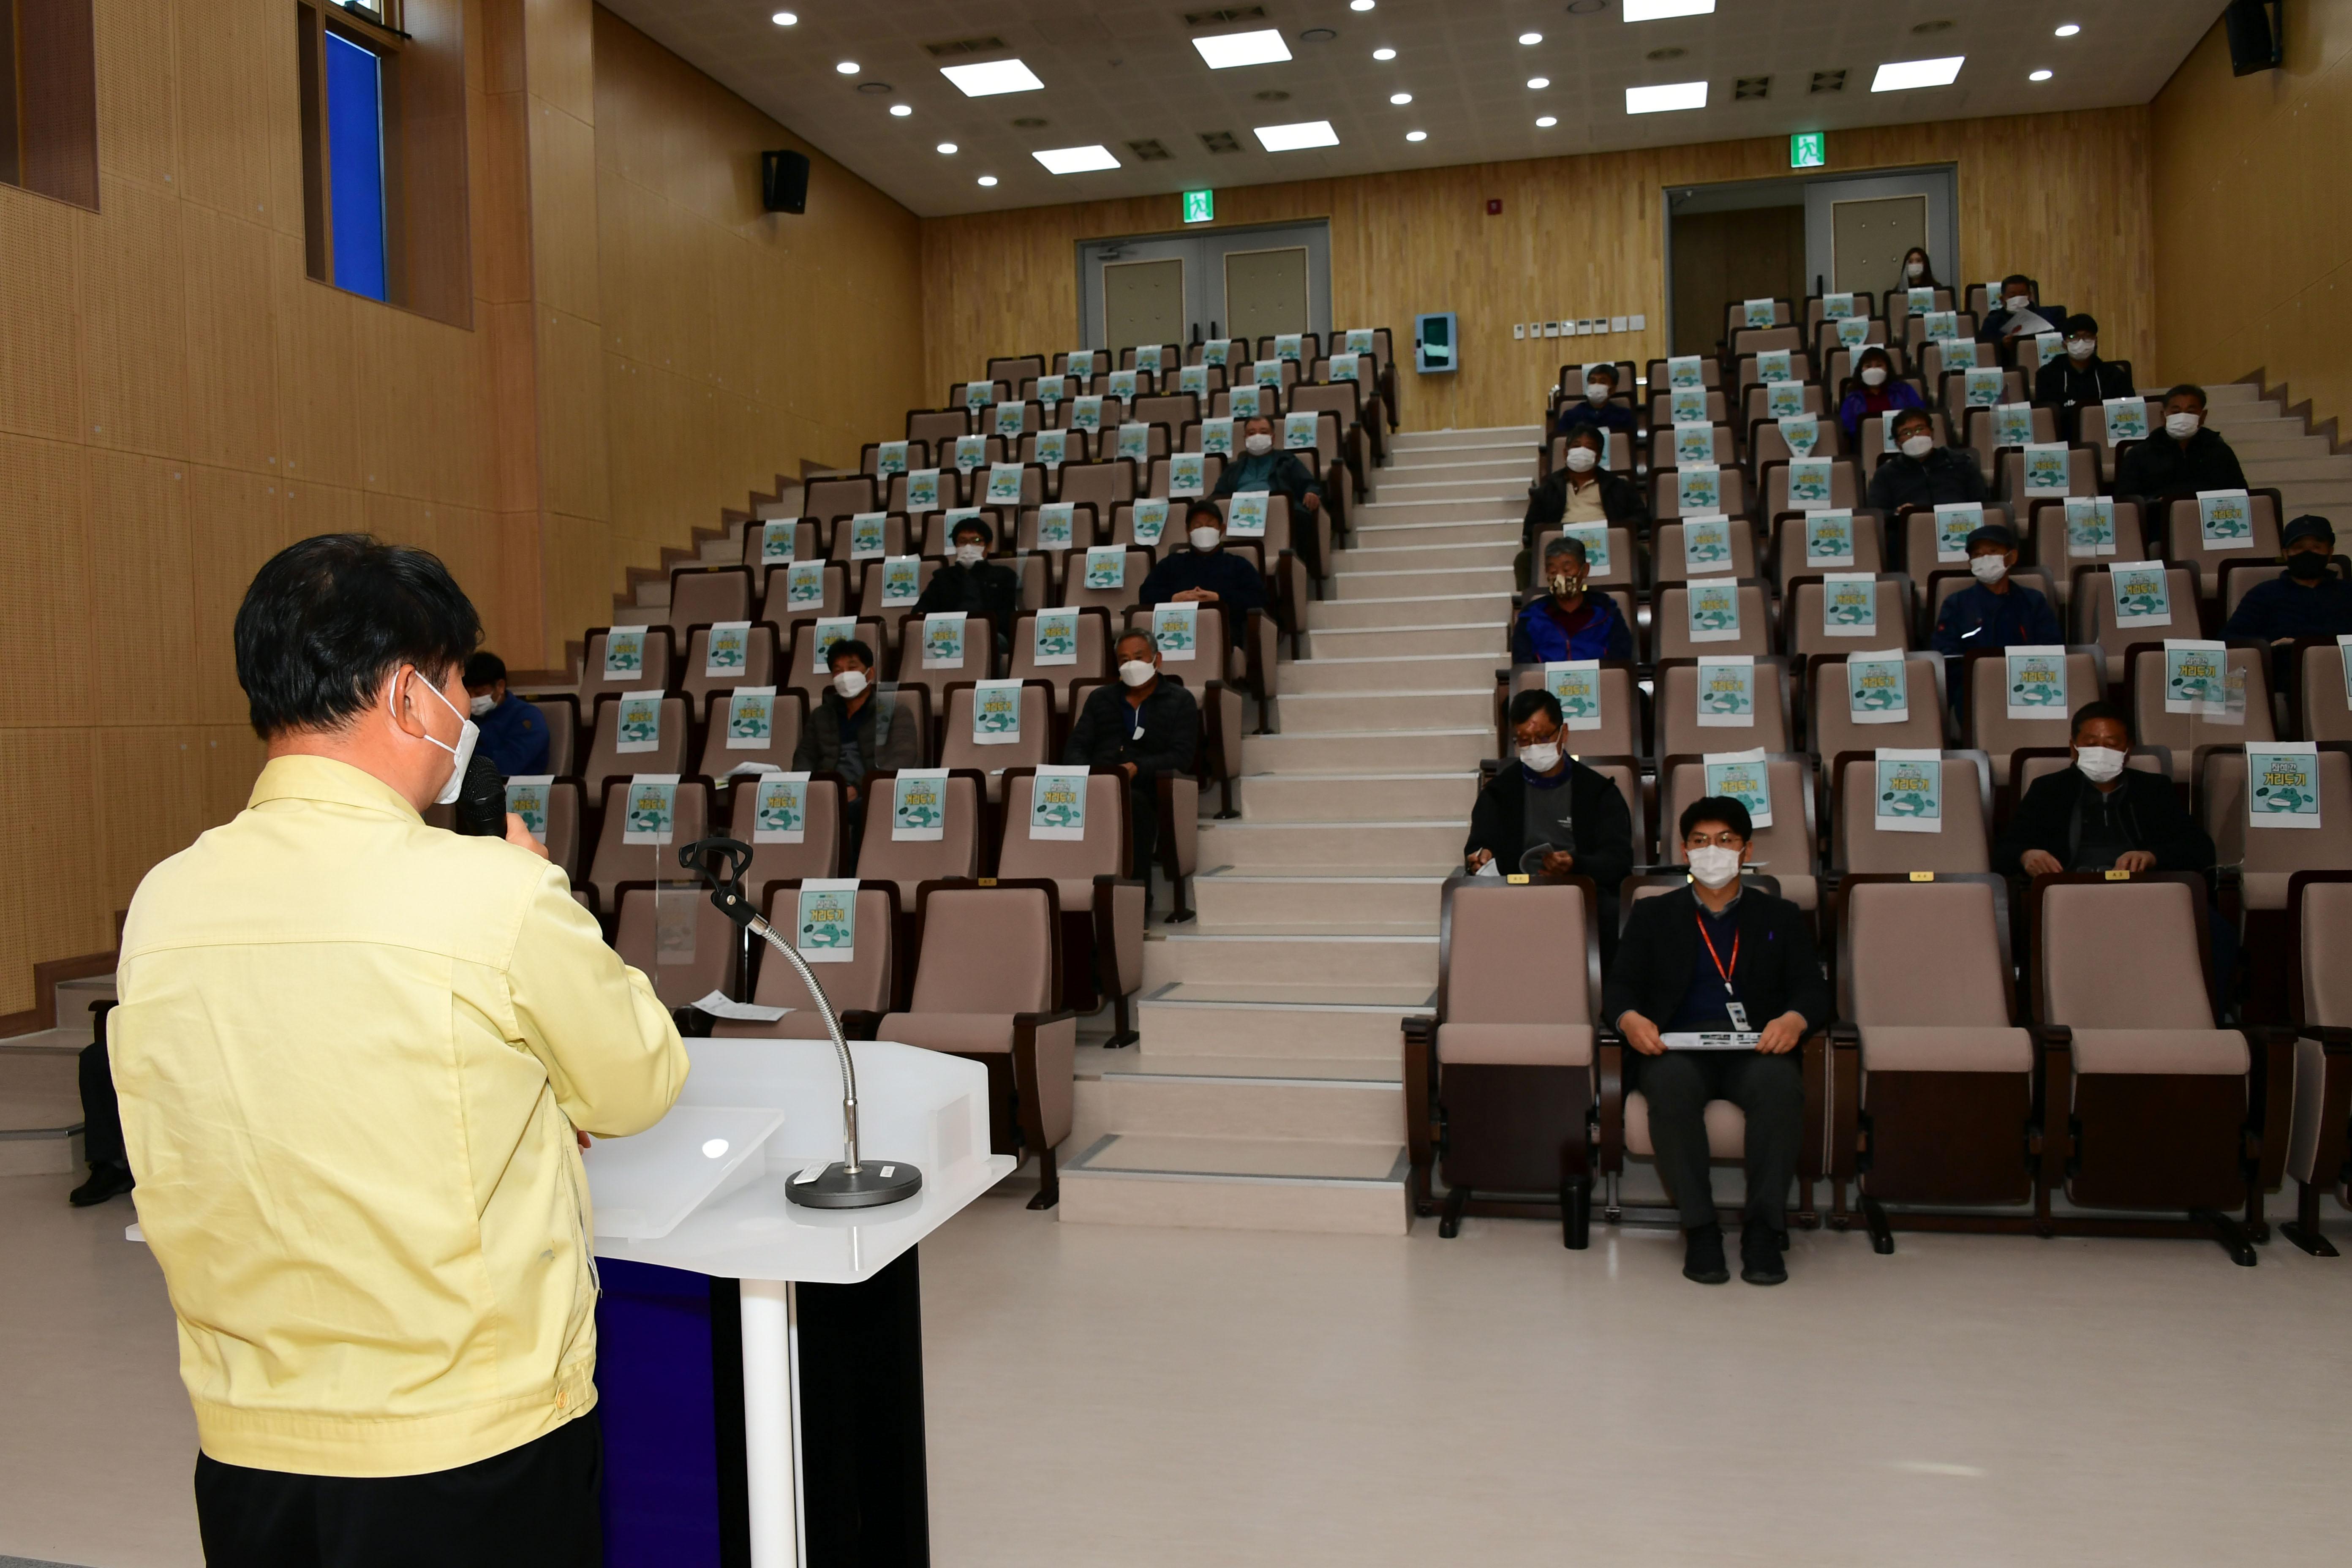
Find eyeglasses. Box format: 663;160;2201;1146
1683;831;1746;849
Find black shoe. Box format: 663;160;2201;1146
1682;1223;1729;1285
70;1162;134;1208
1740;1219;1788;1285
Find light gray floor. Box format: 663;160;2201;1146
5;1167;2347;1567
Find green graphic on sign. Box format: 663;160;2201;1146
1790;131;1825;169
1182;188;1214;223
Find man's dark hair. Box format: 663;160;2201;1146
2001;273;2034;292
234;534;480;740
463;651;507;688
1585;363;1620;385
2071;699;2132;742
1541;536;1589;568
1892;407;1935;438
1680;795;1753;843
1185;498;1225;526
1508;687;1563;730
2165;382;2208;409
950;514;994;547
2063;313;2099;336
1562;425;1606;452
1114;626;1159;659
826;638;877;671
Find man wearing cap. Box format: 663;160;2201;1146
912;514;1021;655
1931;522;2062;707
2222;515;2352;642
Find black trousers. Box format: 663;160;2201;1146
195;1412;601;1568
1633;1050;1804;1230
1127;776;1158;894
79;1037;127;1171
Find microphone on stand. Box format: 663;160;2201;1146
676;835;923;1210
452;753;509;837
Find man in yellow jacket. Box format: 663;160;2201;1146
110;534;688;1566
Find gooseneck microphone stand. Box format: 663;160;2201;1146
679;836;922;1209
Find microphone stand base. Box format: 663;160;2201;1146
786;1162;925;1209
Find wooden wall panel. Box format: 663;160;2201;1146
2152;3;2352;431
87;450;198;728
182;201;281;474
78;175;190;457
0;434;95;727
0;188;82;443
91;0;179;190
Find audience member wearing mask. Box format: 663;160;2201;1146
1511;537;1633;664
1931;522;2061;679
1836;345;1925;438
1993;702;2213;878
2115;383;2250;508
1601;797;1829;1288
790;638;918;868
1138;499;1268;648
461;651;549;776
1521;427;1649;571
2033;313;2135;422
1212;414;1326;520
1979;274;2058;342
1062;628;1199;918
2221;514;2352;643
1866;408;1987;513
912;514;1020;654
1464;689;1635;956
1896;246;1943;297
1553;362;1638;441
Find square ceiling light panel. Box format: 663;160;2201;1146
1032;143;1121;174
1623;0;1717;18
1871;57;1965;92
1625;80;1708;114
940;58;1045;96
1253;120;1340;151
1194;28;1293;69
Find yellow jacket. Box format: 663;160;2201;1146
112;755;688;1477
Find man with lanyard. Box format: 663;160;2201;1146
1602;798;1830;1286
1063;627;1199;918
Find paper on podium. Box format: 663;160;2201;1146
585;1105;787;1239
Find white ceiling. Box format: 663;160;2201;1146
596;0;2227;220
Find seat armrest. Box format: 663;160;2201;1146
1403;1015;1438;1214
838;1009;883;1041
2251;1024;2299;1190
1596;1031;1626;1176
1828;1024;1862;1183
1799;1030;1828;1181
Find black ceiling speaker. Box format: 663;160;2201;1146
2224;0;2284;76
761;150;811;214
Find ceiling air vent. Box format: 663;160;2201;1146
1810;69;1848;94
924;35;1010;58
1128;138;1173;162
1184;6;1269;25
1199;130;1243;154
1734;76;1770;101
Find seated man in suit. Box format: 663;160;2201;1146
1552;363;1639;442
1602;797;1830;1287
1138;500;1267;649
912;513;1020;656
1464;688;1635;958
1991;701;2213;878
1865;407;1988;514
2033;313;2135;432
1063;627;1199;915
1979;274;2058;342
2114;383;2251;508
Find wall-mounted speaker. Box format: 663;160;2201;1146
2224;0;2284;76
761;150;811;214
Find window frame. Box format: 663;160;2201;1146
297;0;409;303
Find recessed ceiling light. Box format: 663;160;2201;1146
1194;29;1292;70
939;59;1045;97
769;10;796;24
1536;116;1558;128
1872;56;1965;92
1254;119;1339;151
2030;69;2053;82
936;142;958;154
1405;129;1427;142
1389;91;1413;105
977;175;997;187
1350;0;1375;10
2055;23;2081;37
1372;47;1396;61
1528;77;1550;90
834;61;858;75
1032;143;1119;174
889;103;912;116
1623;0;1716;19
1625;80;1708;113
1519;31;1544;46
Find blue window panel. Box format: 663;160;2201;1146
324;33;388;302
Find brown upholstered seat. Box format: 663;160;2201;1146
709;882;899;1041
855;770;985;908
577;626;676;716
721;774;843;892
2123;644;2275;783
1805;653;1949;758
680;622;779;723
1654;755;1818;912
2202;746;2352;913
1652;656;1792;758
1965;648;2103;789
580;694;689;794
691;686;803;780
997;769;1146;1042
612;884;740;1010
1829;751;1993;875
583;778;709;915
2281;872;2352;1252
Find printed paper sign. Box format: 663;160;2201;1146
890;770;947;842
1200;416;1235;457
1963;368;2006;408
1757;350;1794;384
1681;516;1733;572
1667;355;1704;389
2022;442;2071;496
1686;579;1742;644
1704;750;1774;830
952;435;986;474
2102;397;2149;443
1330;356;1361;382
1130;498;1170;547
1035;503;1075;551
2005;645;2069;719
1765;380;1805;420
621;775;680;844
1803;509;1855;568
1822;572;1878;637
724;686;777;750
1116;422;1149;464
809;615;855;672
1273;333;1303;363
1670;386;1709;424
920;612;968;669
1109;369;1139;400
993;400;1026;439
1345;329;1375;355
795;877;859;961
2066;496;2118;557
751;773;808;844
1544;660;1602;732
1028;764;1091;840
2163;639;2234;718
1153;600;1200;662
1065;350;1094;379
1874;749;1944;834
1168;453;1206;498
971;678;1024;746
1788;458;1835;510
1676;465;1722;517
1993;402;2035;449
963;381;992;413
1673;421;1716;467
1229;385;1262;419
784;559;827;610
604;626;648;679
1742;298;1776;329
1908;287;1936;313
1560;521;1610;578
1778;414;1821;457
760;520;798;565
2110;561;2173;629
1255;359;1284;388
615;690;664;754
1134;344;1162;375
1034;428;1068;468
880;556;922;607
1935;502;1983;563
876;441;908;478
504;776;553;842
847;512;887;559
986;463;1026;504
1823;291;1856;318
1203;340;1231;367
1925;311;1962;343
705;620;751;675
1285;411;1320;450
2034;331;2065;364
2340;634;2352;710
1031;609;1080;667
1846;650;1910;725
1070;396;1104;432
2198;490;2254;549
1938;339;1982;370
1227;491;1270;540
1035;376;1067;406
2247;742;2321;830
1179;364;1209;396
1695;656;1756;727
904;469;941;514
1837;315;1872;348
1083;546;1126;591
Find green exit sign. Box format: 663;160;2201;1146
1181;188;1214;224
1790;131;1826;169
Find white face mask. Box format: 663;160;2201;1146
1190;525;1222;552
1119;659;1156;688
1243;433;1274;456
2075;745;2126;784
394;672;479;807
1687;845;1742;890
1906;260;1925;280
832;670;869;700
954;542;985;566
1970;553;2009;585
2066;338;2096;361
2165;411;2202;439
468;692;496;719
1900;434;1935;460
1563;446;1598;473
1584;382;1610;404
1860;366;1888;387
1518;740;1563;773
2005;294;2034;313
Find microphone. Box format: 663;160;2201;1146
675;835;923;1210
453;753;509;837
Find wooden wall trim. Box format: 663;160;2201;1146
0;947;120;1040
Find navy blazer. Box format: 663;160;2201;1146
1601;885;1831;1037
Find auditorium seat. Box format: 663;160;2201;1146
531;776;585;882
850;768;986;911
825;512;911;564
2161;492;2284;599
1749;418;1848;471
2300;642;2352;743
1650;583;1773;662
667;566;753;642
1827;751;1993;875
996;768;1146;1043
1964;647;2106;788
2280;871;2352;1254
1993;445;2097;504
692;686;803;780
1007;607;1113;714
1522;525;1635;596
988;354;1045;387
802;476;879;531
1652;656;1793;758
781;618;888;705
527;696;578;778
1654;753;1818;912
708;881;901;1040
1651;518;1758;585
2121;642;2273;780
577;626;677;716
907;409;972;451
1859;411;1951;482
582;693;689;793
1887;286;1954;333
858;558;942;664
584;777;710;915
1782;575;1915;659
1650;466;1748;523
1758;462;1863;527
740;515;816;570
1404;876;1601;1247
758;559;849;636
1805;652;1950;758
937;681;1053;797
1768;509;1884;597
680;621;778;722
612;883;740;1010
720;773;844;891
1014;503;1099;555
879;879;1076;1209
2200;746;2352;913
1056;460;1138;519
2072;563;2202;684
2077;398;2162;485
